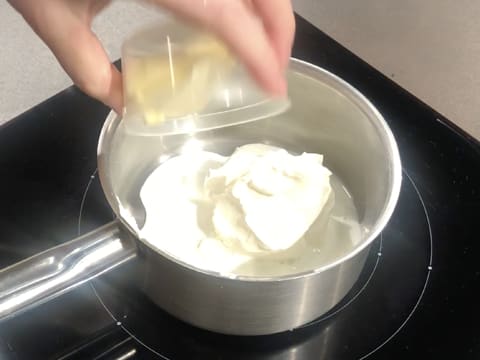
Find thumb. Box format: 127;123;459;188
33;7;123;113
51;25;123;113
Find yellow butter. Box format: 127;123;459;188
124;35;233;126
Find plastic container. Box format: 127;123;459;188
121;19;290;136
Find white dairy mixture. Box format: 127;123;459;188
139;144;362;277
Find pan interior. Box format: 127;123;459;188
98;60;400;278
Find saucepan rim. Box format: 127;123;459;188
97;57;402;283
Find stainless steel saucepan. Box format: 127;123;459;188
0;59;402;335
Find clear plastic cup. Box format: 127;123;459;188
121;19;290;136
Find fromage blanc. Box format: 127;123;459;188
205;144;332;253
139;143;361;277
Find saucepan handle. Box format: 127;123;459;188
0;220;136;320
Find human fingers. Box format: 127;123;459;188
48;24;123;113
155;0;286;96
15;0;123;112
252;0;295;71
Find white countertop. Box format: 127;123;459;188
1;0;479;140
294;0;480;140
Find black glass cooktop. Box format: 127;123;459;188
0;15;479;359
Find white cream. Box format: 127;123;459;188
139;144;361;277
205;144;332;253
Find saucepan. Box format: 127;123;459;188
0;59;401;335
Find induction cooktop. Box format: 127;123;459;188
0;15;479;359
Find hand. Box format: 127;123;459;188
8;0;295;114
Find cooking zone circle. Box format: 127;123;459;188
78;168;432;359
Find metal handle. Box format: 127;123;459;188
0;220;136;320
